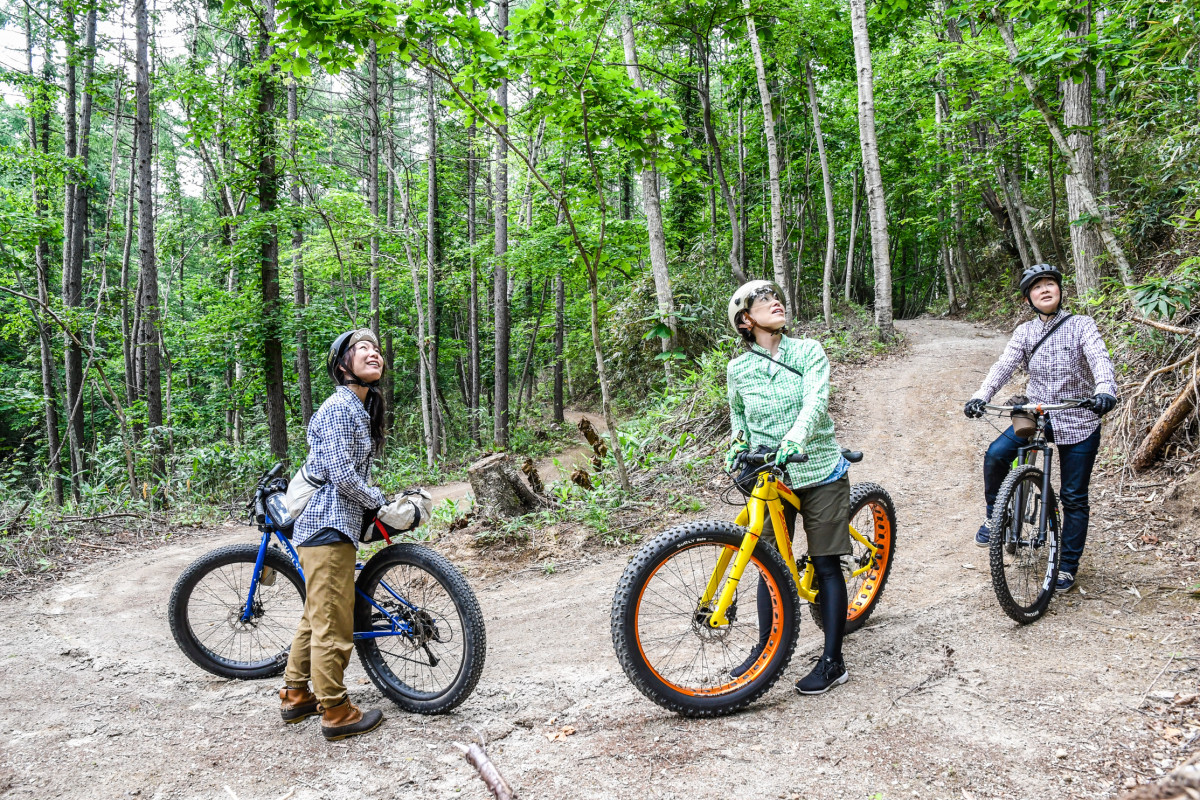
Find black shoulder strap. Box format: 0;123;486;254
1024;314;1073;368
747;348;805;378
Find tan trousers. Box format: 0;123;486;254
284;542;356;708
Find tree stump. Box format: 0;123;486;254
468;453;552;519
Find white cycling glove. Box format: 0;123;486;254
375;489;434;532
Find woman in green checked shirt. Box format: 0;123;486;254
724;280;852;696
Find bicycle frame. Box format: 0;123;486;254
239;525;422;642
702;469;879;628
1007;417;1056;550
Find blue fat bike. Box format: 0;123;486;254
167;464;486;714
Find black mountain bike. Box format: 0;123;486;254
979;399;1087;623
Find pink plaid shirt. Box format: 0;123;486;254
972;311;1118;445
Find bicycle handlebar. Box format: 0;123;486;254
983;398;1090;414
741;451;810;466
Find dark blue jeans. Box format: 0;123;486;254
983;424;1101;576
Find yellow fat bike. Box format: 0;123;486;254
610;448;896;717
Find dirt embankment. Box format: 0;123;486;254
0;318;1196;800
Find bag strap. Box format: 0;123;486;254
1024;313;1073;369
747;347;805;379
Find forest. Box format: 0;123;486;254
0;0;1198;535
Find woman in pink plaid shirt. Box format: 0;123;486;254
963;265;1119;593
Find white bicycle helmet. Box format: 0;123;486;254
727;280;786;333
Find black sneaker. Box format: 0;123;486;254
730;641;766;678
795;656;848;695
974;524;990;548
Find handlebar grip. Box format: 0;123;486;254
266;462;283;480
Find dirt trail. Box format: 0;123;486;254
1;319;1196;800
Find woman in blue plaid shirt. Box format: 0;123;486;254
964;265;1118;593
279;329;430;741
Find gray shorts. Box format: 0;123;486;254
762;474;851;557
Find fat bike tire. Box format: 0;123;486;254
610;520;801;718
168;543;305;680
810;482;898;634
989;465;1061;624
354;544;486;715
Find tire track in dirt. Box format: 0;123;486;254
0;319;1193;800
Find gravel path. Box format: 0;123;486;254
1;318;1195;800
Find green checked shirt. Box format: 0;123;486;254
727;336;841;488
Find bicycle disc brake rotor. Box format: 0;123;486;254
691;599;735;643
385;604;446;646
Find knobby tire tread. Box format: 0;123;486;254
168;543;304;680
354;544;487;715
809;482;897;634
610;520;801;718
989;465;1060;624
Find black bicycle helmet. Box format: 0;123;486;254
1019;264;1063;298
326;329;382;387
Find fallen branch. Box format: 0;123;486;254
1131;364;1200;471
454;739;517;800
1133;316;1200;339
0;499;33;536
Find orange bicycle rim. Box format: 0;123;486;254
634;543;785;697
847;501;892;621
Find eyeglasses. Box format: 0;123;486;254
749;288;781;306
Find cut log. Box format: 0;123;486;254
467;452;552;519
1131;371;1199;471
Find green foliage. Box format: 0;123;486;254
1131;258;1200;320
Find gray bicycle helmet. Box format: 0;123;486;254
1019;264;1062;298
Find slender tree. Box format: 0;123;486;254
849;0;894;339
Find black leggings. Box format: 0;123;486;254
755;504;849;662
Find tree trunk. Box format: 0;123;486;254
26;9;63;505
806;62;837;329
368;41;381;339
992;11;1133;290
744;2;793;316
493;0;510;449
258;0;288;464
844;167;860;302
933;89;957;311
1004;160;1044;263
621;14;678;370
691;28;747;285
135;0;164;477
468;120;481;444
288;80;313;426
426;65;443;456
1047;141;1069;269
1131;371;1198;471
553;271;564;423
994;161;1031;269
737;101;749;279
849;0;894;340
399;165;435;466
63;6;97;495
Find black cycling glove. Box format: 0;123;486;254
963;399;986;419
1085;393;1117;416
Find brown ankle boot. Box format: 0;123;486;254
320;699;383;741
279;685;320;724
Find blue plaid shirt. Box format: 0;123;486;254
293;387;387;547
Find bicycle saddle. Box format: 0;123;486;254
841;449;863;463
